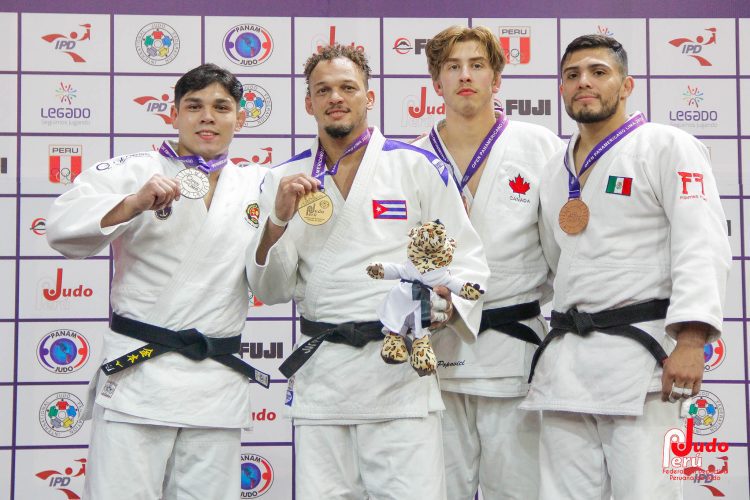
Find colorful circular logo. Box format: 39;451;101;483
223;24;273;66
39;393;85;438
136;22;180;66
240;453;274;497
37;329;90;374
704;338;726;372
688;390;725;435
245;202;260;228
240;84;272;128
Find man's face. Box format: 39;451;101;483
170;82;246;160
433;40;500;118
305;57;375;140
560;47;633;124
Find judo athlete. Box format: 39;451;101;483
248;44;489;499
47;64;269;499
412;25;564;500
521;35;731;499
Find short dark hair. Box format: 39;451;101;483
560;35;629;76
174;63;243;107
303;44;372;93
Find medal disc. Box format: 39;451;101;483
297;191;333;225
176;168;209;199
558;198;590;235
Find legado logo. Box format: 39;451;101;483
37;329;91;374
41;23;91;63
240;453;274;498
43;268;94;301
35;458;86;500
41;83;92;128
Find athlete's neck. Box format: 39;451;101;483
576;108;630;153
440;107;498;153
318;124;369;168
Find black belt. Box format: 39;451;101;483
479;301;542;345
528;299;670;383
278;317;383;379
401;278;432;328
102;313;270;388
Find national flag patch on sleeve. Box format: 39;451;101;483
373;199;408;219
605;176;633;196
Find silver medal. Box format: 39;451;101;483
176;168;209;199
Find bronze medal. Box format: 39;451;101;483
298;191;333;225
558;198;589;235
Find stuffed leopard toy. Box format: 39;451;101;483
366;220;484;376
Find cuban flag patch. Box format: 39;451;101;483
605;176;633;196
373;199;408;219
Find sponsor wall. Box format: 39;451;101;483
1;2;749;499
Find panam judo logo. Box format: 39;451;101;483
39;393;85;438
240;84;272;128
704;339;726;372
35;458;87;499
240;453;274;498
37;329;90;374
136;22;180;66
223;24;274;67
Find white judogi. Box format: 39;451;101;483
523;121;731;499
247;128;489;498
47;147;266;499
415;120;563;500
377;260;466;338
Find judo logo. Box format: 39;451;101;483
240;453;274;497
35;458;86;499
136;22;180;66
223;24;274;67
662;417;729;485
37;329;90;374
668;28;716;67
240;84;272;128
41;23;91;63
687;390;725;435
704;339;726;372
39;393;85;438
245;202;260;227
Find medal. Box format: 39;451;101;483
558;198;590;235
298;191;333;225
176;168;210;199
561;112;647;234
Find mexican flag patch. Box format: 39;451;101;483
606;176;632;196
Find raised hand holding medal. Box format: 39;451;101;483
158;141;228;200
296;128;372;226
560;112;646;235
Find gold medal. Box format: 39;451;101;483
298;191;333;225
558;198;589;235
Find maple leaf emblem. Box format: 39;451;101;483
509;174;530;195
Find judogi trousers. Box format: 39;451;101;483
442;392;540;500
83;405;240;500
539;393;683;500
295;413;446;500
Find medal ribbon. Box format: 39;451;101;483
563;112;646;200
311;128;372;189
429;113;508;191
158;141;228;174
